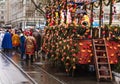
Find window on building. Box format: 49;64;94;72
1;16;4;19
1;6;3;8
0;3;5;8
1;11;4;14
26;10;35;18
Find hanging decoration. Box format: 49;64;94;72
103;0;111;6
93;1;100;8
111;0;116;25
109;25;120;41
86;4;91;11
45;0;92;26
113;0;117;15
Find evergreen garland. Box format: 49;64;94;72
93;1;100;8
103;0;111;6
42;24;91;74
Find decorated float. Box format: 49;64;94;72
42;0;120;81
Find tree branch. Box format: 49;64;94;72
31;0;46;17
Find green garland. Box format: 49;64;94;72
43;25;81;73
42;24;91;74
103;0;111;6
102;25;120;41
93;1;100;8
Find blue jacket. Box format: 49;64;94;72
2;32;12;49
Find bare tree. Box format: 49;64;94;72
31;0;51;18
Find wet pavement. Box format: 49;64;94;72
0;51;36;84
2;50;117;84
3;50;64;84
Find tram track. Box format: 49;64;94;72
34;64;67;84
0;50;66;84
0;51;37;84
22;62;66;84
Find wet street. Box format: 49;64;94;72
1;50;116;84
2;50;65;84
0;51;36;84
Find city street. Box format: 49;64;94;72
0;51;36;84
0;0;120;84
1;50;116;84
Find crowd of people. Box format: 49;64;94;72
0;28;42;64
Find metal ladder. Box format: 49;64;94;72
92;39;112;81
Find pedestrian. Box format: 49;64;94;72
0;31;5;49
32;29;41;61
20;32;26;60
12;31;20;51
25;32;36;64
2;29;12;52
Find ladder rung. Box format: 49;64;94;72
94;42;104;44
99;76;111;78
99;69;109;71
98;62;108;64
95;44;105;46
96;50;106;52
97;56;107;58
94;40;104;43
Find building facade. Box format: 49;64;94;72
5;0;45;30
0;0;6;27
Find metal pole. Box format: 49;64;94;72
109;0;113;26
90;2;94;38
99;0;103;38
90;2;94;27
99;0;102;28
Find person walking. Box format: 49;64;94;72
0;31;5;50
12;31;20;51
32;29;41;61
25;33;36;64
2;30;12;52
20;32;26;60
